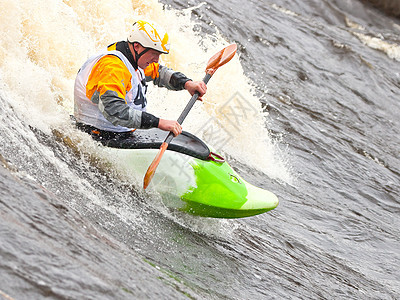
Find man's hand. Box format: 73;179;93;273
158;119;182;136
184;80;207;100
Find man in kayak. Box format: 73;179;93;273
74;20;206;140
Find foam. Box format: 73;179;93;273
0;0;291;183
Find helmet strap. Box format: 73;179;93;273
132;42;151;70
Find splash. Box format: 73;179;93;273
0;0;291;183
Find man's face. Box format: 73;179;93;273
135;44;162;69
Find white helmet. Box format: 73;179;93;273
128;20;170;54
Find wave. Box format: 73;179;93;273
0;0;291;183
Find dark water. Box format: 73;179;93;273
1;0;400;299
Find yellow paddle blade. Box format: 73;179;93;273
143;142;168;190
206;44;237;75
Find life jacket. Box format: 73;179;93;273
74;48;147;132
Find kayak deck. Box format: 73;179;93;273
75;123;211;160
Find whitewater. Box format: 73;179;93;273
1;0;400;299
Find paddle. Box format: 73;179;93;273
143;44;237;189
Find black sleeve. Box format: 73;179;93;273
169;72;192;90
140;111;160;129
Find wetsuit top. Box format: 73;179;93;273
74;41;191;132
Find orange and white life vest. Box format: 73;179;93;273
74;48;147;132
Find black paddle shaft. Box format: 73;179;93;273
164;72;212;144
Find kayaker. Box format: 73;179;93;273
74;20;206;140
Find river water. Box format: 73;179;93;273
1;0;399;299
